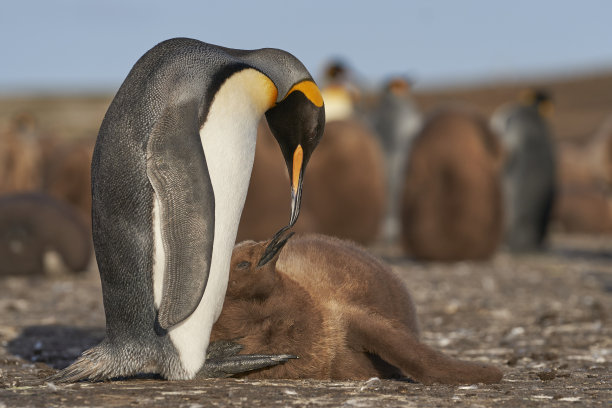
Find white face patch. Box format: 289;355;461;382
159;68;277;377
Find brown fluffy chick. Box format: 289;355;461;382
211;233;503;384
0;192;92;275
401;107;503;260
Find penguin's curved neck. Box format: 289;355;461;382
197;68;278;285
155;68;278;377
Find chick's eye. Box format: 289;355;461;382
236;261;251;270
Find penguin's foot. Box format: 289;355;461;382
45;340;184;383
45;343;121;383
197;354;298;378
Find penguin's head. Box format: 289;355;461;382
519;88;554;117
385;76;413;97
228;235;293;298
258;81;323;266
324;59;349;82
265;80;325;228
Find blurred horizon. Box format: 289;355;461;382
2;1;612;95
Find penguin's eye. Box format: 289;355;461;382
236;261;251;270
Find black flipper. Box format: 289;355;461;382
198;340;297;378
147;101;215;330
197;354;297;378
206;339;245;360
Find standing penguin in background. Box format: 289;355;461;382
48;38;325;382
491;89;556;252
318;60;359;122
371;77;422;242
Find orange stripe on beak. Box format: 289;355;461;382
292;145;303;192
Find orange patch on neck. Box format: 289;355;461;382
286;80;324;107
265;79;279;109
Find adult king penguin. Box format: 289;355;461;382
491;89;556;252
49;38;325;382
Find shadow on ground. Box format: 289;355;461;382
7;325;103;370
552;246;612;263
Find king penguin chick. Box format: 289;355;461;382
401;107;504;261
211;233;503;384
43;137;96;229
0;192;92;276
491;89;556;252
0;113;44;194
299;119;386;244
48;38;325;382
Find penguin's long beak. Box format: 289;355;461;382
289;144;304;227
258;145;304;267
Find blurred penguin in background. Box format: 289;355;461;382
0;113;44;194
553;115;612;234
401;107;503;261
319;60;360;122
491;89;557;252
43;137;96;230
590;115;612;187
371;77;422;242
0;112;96;230
0;193;92;276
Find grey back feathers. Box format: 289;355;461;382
233;47;313;101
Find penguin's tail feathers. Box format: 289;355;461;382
46;342;125;383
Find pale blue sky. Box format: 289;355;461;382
1;1;611;93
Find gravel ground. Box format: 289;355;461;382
0;233;610;407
